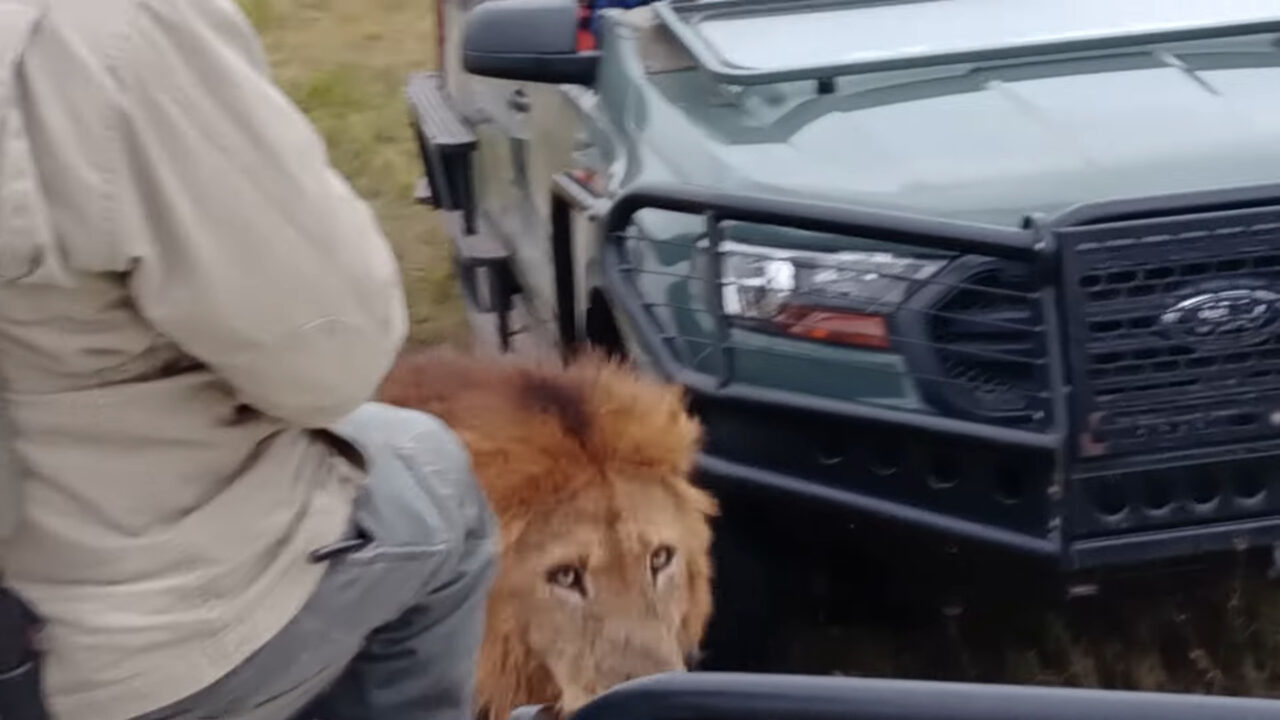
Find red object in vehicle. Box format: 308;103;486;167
576;5;596;51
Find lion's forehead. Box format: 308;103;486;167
522;507;682;554
513;484;699;563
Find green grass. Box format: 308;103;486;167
239;0;465;345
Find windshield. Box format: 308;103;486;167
668;0;1280;75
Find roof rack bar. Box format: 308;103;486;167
654;0;1280;86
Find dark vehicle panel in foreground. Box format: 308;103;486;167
533;670;1280;720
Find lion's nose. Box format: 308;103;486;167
604;643;686;687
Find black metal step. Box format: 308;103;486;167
438;211;521;351
405;71;477;231
405;71;476;149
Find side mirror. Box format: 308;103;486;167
463;0;600;85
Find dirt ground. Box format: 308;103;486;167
781;566;1280;699
242;0;1280;702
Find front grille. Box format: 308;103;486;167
1059;205;1280;458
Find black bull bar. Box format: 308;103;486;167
595;180;1280;573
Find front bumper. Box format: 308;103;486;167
599;182;1280;573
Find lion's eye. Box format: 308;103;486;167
649;545;675;575
547;564;585;594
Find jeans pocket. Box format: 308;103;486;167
339;521;447;566
320;403;460;569
310;517;447;569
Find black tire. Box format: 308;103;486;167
584;290;627;361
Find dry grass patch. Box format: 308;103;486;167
780;562;1280;699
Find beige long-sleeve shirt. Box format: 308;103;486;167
0;1;410;718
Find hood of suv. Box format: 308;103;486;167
636;47;1280;227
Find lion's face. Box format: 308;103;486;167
497;473;714;715
374;346;715;720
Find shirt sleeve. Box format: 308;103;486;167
107;0;409;427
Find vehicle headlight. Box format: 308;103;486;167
717;240;948;349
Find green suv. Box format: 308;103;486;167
408;0;1280;610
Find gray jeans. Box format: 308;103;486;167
132;402;500;720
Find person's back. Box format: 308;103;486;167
0;2;498;719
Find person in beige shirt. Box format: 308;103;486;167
0;0;499;718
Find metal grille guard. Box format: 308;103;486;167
598;180;1280;572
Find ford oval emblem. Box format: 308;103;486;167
1158;287;1280;348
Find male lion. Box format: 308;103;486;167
376;346;717;720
